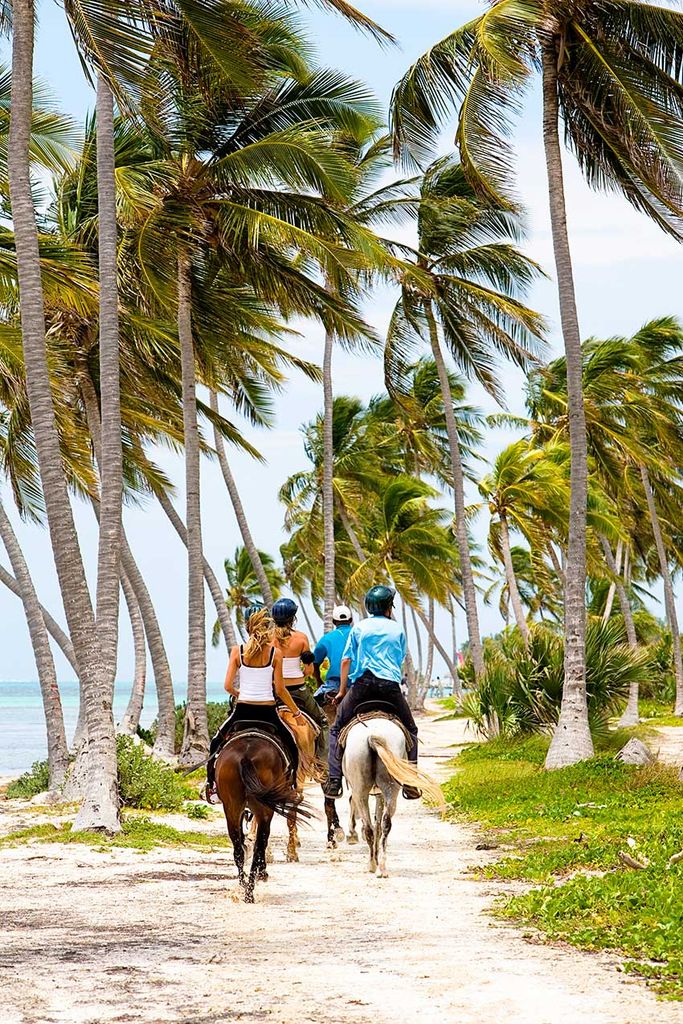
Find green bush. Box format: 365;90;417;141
462;619;652;739
150;701;231;753
186;802;209;820
116;735;190;811
6;760;50;799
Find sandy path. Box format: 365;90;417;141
2;712;682;1024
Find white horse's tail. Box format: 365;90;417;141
367;735;447;812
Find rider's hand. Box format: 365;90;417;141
333;691;344;705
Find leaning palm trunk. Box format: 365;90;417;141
426;306;485;681
154;486;237;648
80;374;177;758
178;257;208;763
94;75;123;676
321;325;336;630
449;596;462;697
409;605;424;675
296;596;317;639
541;44;593;769
335;494;366;562
0;498;69;788
413;604;459;684
499;513;530;645
400;600;418;701
0;563;79;676
209;390;274;607
8;0;119;831
424;597;435;685
602;540;623;623
118;572;147;736
640;463;683;715
600;536;640;726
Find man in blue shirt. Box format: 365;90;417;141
312;605;353;701
324;585;420;800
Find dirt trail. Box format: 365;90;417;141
2;711;682;1024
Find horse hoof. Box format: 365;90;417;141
333;825;345;844
368;862;377;873
326;839;337;851
257;871;269;882
347;834;359;845
376;869;389;879
286;852;299;863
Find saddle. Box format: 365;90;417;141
337;701;414;753
221;721;293;772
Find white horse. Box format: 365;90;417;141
342;717;444;878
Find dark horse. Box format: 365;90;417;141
215;731;310;902
321;695;345;849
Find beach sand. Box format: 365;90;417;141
1;710;682;1024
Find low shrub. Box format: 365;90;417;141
6;760;50;799
186;802;210;820
462;619;652;739
116;735;191;811
150;701;231;753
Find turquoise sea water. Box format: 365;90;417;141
0;679;228;776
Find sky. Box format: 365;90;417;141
1;0;682;684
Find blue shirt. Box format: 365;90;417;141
313;624;353;693
342;615;406;685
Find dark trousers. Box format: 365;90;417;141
207;702;298;786
286;684;329;761
328;672;418;778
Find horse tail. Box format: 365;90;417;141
367;735;447;812
238;756;315;824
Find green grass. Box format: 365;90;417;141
435;695;469;719
0;814;230;852
445;735;683;999
639;699;683;727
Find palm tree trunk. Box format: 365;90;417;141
600;536;639;726
335;494;366;562
541;43;593;768
0;563;79;676
119;538;177;757
424;597;435;683
499;513;530;645
118;571;147;737
413;604;459;683
409;605;424;675
547;542;565;589
449;596;462;697
178;256;208;764
400;600;418;703
426;306;485;682
639;463;683;715
602;540;623;623
321;325;336;631
94;75;123;677
0;498;69;789
154;486;237;648
209;390;274;607
296;596;317;639
8;0;119;831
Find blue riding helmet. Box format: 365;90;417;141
364;585;395;615
271;597;298;625
244;603;266;624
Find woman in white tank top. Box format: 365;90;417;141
271;598;328;745
205;607;301;800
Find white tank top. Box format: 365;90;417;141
282;656;303;680
237;646;276;703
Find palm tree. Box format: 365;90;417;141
212;546;284;645
479;439;568;644
385;157;545;682
392;0;683;768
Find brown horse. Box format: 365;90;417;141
215;731;310;902
320;696;345;849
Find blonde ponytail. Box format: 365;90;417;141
243;609;274;662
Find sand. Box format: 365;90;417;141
1;710;682;1024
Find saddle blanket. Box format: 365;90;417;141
338;710;414;754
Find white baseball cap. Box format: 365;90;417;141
332;604;352;623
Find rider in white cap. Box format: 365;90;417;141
312;605;354;702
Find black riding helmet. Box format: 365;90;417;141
244;602;266;625
271;597;298;625
365;585;395;615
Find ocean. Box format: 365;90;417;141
0;679;228;776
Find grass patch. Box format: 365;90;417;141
0;814;230;852
445;734;683;998
435;695;469;719
639;699;683;727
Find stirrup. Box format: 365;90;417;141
323;776;343;798
402;785;422;800
201;782;220;806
